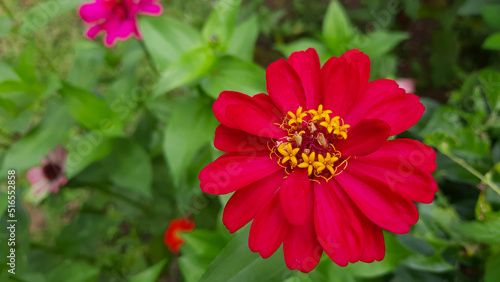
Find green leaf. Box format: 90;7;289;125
202;0;242;50
0;17;11;38
20;0;88;35
47;262;99;282
482;5;500;28
478;68;500;113
0;100;73;173
353;31;409;57
153;47;216;98
60;82;123;136
457;218;500;244
139;16;202;71
275;38;328;63
402;255;454;273
342;233;411;278
67;41;105;90
130;259;167;282
199;227;295;282
483;33;500;50
15;41;37;84
458;0;498;15
201;56;266;99
485;252;500;282
65;134;114;178
322;0;354;55
179;230;229;282
106;138;153;197
163;97;218;184
227;15;259;61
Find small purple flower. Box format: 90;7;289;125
26;146;68;194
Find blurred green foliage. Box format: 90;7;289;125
1;0;500;281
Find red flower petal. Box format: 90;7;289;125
199;152;282;195
358;216;385;263
213;91;255;128
279;169;311;226
223;171;286;233
249;193;289;258
214;125;270;152
225;103;285;139
347;139;438;203
164;217;195;253
321;50;368;117
266;59;307;114
79;2;111;23
288;48;321;109
335;169;419;234
335;119;391;157
345;79;425;135
283;187;322;272
314;179;364;266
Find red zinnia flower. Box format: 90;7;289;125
26;145;68;194
163;217;195;253
78;0;163;47
199;49;438;272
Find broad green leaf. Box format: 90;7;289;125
478;68;500;113
153;47;216;98
0;100;73;174
322;0;354;55
56;214;118;256
47;262;99;282
179;230;229;282
139;16;202;71
20;0;87;35
14;41;37;84
353;31;409;57
485;252;500;282
199;227;295;282
402;255;454;273
227;15;259;61
457;218;500;244
67;41;105;90
483;32;500;50
60;82;123;136
201;56;266;99
65;134;114;178
163;97;218;184
482;5;500;28
276;38;328;63
202;0;242;50
0;17;11;38
104;70;139;122
106;138;153;197
130;259;167;282
0;61;19;82
342;233;411;278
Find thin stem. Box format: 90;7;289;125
441;150;500;196
139;40;159;75
0;1;15;21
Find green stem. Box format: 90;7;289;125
0;1;15;21
139;40;159;75
441;150;500;195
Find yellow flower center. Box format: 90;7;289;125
273;105;350;180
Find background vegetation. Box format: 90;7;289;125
1;0;500;281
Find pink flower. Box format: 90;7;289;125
78;0;163;47
395;78;416;94
26;146;68;194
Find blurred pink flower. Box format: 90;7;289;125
78;0;163;47
395;78;416;94
26;146;68;194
